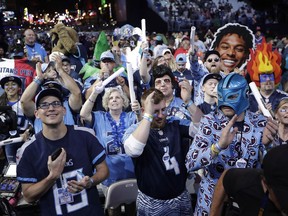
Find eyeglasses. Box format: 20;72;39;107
207;58;220;63
155;78;171;86
38;101;62;110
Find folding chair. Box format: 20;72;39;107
104;179;138;215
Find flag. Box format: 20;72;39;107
0;58;36;90
93;31;110;61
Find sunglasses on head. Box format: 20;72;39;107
207;58;220;63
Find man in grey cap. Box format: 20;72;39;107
83;50;129;111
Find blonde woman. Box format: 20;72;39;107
80;85;140;215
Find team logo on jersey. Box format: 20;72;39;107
249;150;256;156
158;130;163;136
200;157;209;166
228;158;236;166
243;123;251;133
196;140;209;148
202;126;212;136
215;163;224;173
251;136;256;144
257;119;266;127
212;122;222;130
191;150;199;159
220;120;228;128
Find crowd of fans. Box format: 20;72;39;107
0;2;287;215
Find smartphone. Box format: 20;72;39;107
51;148;62;161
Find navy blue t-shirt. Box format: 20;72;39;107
17;125;106;216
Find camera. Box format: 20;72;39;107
0;106;17;140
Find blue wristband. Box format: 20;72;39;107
185;100;193;109
215;142;226;151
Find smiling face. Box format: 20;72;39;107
215;33;247;72
4;81;21;98
35;96;65;127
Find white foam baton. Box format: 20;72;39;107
249;82;272;118
0;137;23;147
239;61;247;71
102;67;125;87
127;62;136;103
141;19;146;42
190;26;196;52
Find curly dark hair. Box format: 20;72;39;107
210;23;255;57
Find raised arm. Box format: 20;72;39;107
124;91;155;157
55;56;82;112
139;42;151;84
179;79;204;123
80;82;103;124
20;62;43;117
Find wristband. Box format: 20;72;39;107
89;177;94;185
143;113;153;122
33;77;43;86
185;100;193;109
211;144;220;155
215;142;226;151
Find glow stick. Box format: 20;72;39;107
0;137;23;147
102;67;125;87
239;61;247;71
190;26;196;52
126;62;136;103
141;19;146;42
249;82;272;118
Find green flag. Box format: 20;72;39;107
94;31;110;61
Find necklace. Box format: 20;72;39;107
106;112;126;149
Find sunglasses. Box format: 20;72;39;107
155;78;171;86
207;58;220;63
102;59;114;63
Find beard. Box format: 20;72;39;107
151;118;166;129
